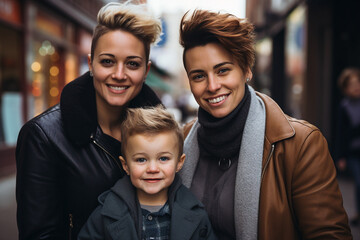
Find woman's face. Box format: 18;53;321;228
184;43;251;118
88;30;150;110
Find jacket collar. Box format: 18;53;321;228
256;91;295;144
60;71;162;146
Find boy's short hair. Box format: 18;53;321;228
121;106;184;158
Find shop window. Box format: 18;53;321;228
0;24;22;147
30;40;62;116
285;5;307;118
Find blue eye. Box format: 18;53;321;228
136;158;147;163
192;74;205;81
159;156;169;162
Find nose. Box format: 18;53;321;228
207;75;221;92
112;64;127;80
146;161;159;173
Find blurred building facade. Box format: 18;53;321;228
247;0;360;154
0;0;104;175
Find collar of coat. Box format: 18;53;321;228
97;174;207;240
255;91;295;144
106;174;201;213
60;71;162;146
183;89;295;145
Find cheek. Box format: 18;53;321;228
128;166;143;178
190;83;203;98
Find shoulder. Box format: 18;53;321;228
18;104;63;140
287;115;320;137
21;105;61;130
97;188;130;219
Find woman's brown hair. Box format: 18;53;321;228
180;9;255;73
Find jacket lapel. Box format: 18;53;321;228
106;216;139;240
170;202;204;240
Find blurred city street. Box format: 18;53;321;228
0;171;360;240
0;0;360;239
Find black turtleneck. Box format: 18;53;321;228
191;84;251;239
197;84;250;159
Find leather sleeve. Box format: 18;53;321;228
16;121;66;240
291;129;352;239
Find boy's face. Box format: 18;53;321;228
119;131;185;205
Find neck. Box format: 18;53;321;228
96;95;125;141
137;189;168;206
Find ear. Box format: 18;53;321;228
119;156;130;175
246;69;253;81
144;61;152;81
176;154;186;172
87;54;92;72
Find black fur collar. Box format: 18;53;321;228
60;71;162;146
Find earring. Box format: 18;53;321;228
246;78;250;82
89;71;93;77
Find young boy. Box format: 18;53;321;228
78;106;217;240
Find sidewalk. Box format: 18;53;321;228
0;173;17;240
339;176;360;239
0;173;359;239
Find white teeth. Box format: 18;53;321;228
109;85;127;91
208;95;226;103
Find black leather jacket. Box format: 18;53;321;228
15;72;162;240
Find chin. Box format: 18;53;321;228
209;110;231;118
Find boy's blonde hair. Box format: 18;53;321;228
121;106;184;158
91;1;162;62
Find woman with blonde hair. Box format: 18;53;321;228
179;9;352;239
16;2;162;239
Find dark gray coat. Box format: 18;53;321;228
78;175;218;240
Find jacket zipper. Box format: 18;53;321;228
90;135;122;170
69;213;73;240
261;144;274;180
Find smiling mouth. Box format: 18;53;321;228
108;85;129;91
207;94;229;104
144;178;162;183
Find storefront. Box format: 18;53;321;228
0;0;23;174
247;0;360;150
0;0;98;176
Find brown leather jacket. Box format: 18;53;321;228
183;91;352;239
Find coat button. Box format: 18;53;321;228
147;215;153;221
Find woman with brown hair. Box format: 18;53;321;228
179;9;352;239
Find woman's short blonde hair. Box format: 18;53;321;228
120;106;184;158
90;1;162;62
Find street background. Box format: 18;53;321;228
1;0;360;239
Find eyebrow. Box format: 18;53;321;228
188;61;234;75
99;53;143;60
